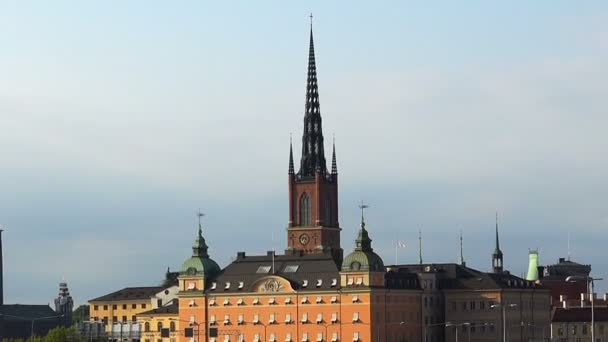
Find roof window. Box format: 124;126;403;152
257;266;272;274
284;265;300;273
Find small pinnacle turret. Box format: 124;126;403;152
288;136;295;175
492;212;504;273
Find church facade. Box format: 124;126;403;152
175;27;423;342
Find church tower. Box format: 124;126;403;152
286;24;342;266
492;213;504;273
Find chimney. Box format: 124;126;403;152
0;229;3;306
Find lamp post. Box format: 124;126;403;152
445;322;470;342
169;318;201;342
566;276;603;342
491;303;517;342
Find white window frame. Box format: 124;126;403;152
225;282;231;289
237;298;244;305
285;313;292;323
285;333;292;342
347;278;354;286
302;333;308;342
301;313;308;323
285;297;292;304
331;279;337;287
352;312;359;323
317;333;323;342
316;279;323;287
330;296;337;303
316;313;323;324
331;313;337;323
269;313;276;324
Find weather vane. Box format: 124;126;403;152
197;209;205;227
358;201;369;225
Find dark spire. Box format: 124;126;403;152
0;228;3;306
331;136;337;175
298;19;327;177
194;211;209;258
492;212;504;273
289;135;295;175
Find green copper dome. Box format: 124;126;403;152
341;218;385;272
180;224;221;278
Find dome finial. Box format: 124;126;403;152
197;209;205;236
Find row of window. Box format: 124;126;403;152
556;323;606;336
449;300;497;312
208;278;339;291
92;316;137;323
204;295;357;307
209;332;359;342
92;303;147;311
209;312;362;325
142;321;176;332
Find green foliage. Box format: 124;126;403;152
72;306;89;325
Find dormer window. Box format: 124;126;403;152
238;282;244;289
225;282;231;290
211;282;217;290
257;266;272;274
316;279;323;287
356;278;363;286
187;282;195;290
302;280;308;287
331;279;337;287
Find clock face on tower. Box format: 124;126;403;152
299;233;310;246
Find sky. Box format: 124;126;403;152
0;1;607;306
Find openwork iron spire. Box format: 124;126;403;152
298;23;327;177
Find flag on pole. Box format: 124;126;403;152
394;240;406;264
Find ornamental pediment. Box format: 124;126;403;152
251;276;295;293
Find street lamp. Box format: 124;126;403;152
445;322;470;342
490;303;517;342
566;276;603;342
169;318;202;342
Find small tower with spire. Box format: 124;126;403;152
492;212;504;273
286;18;341;266
54;279;74;326
341;203;385;287
459;229;466;266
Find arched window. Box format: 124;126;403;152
157;322;163;332
300;193;311;226
170;321;176;332
144;322;150;332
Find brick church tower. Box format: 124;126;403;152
286;26;342;266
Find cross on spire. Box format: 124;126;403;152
197;209;205;232
309;13;313;28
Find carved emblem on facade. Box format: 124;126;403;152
262;279;283;292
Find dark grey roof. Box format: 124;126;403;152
208;252;340;293
138;301;178;316
89;287;164;302
553;307;608;322
388;263;542;290
0;304;58;320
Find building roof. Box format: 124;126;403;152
89;286;164;302
208;252;340;293
138;301;178;316
0;304;59;320
553;307;608;322
388;263;542;291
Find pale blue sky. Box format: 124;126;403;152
1;1;607;306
